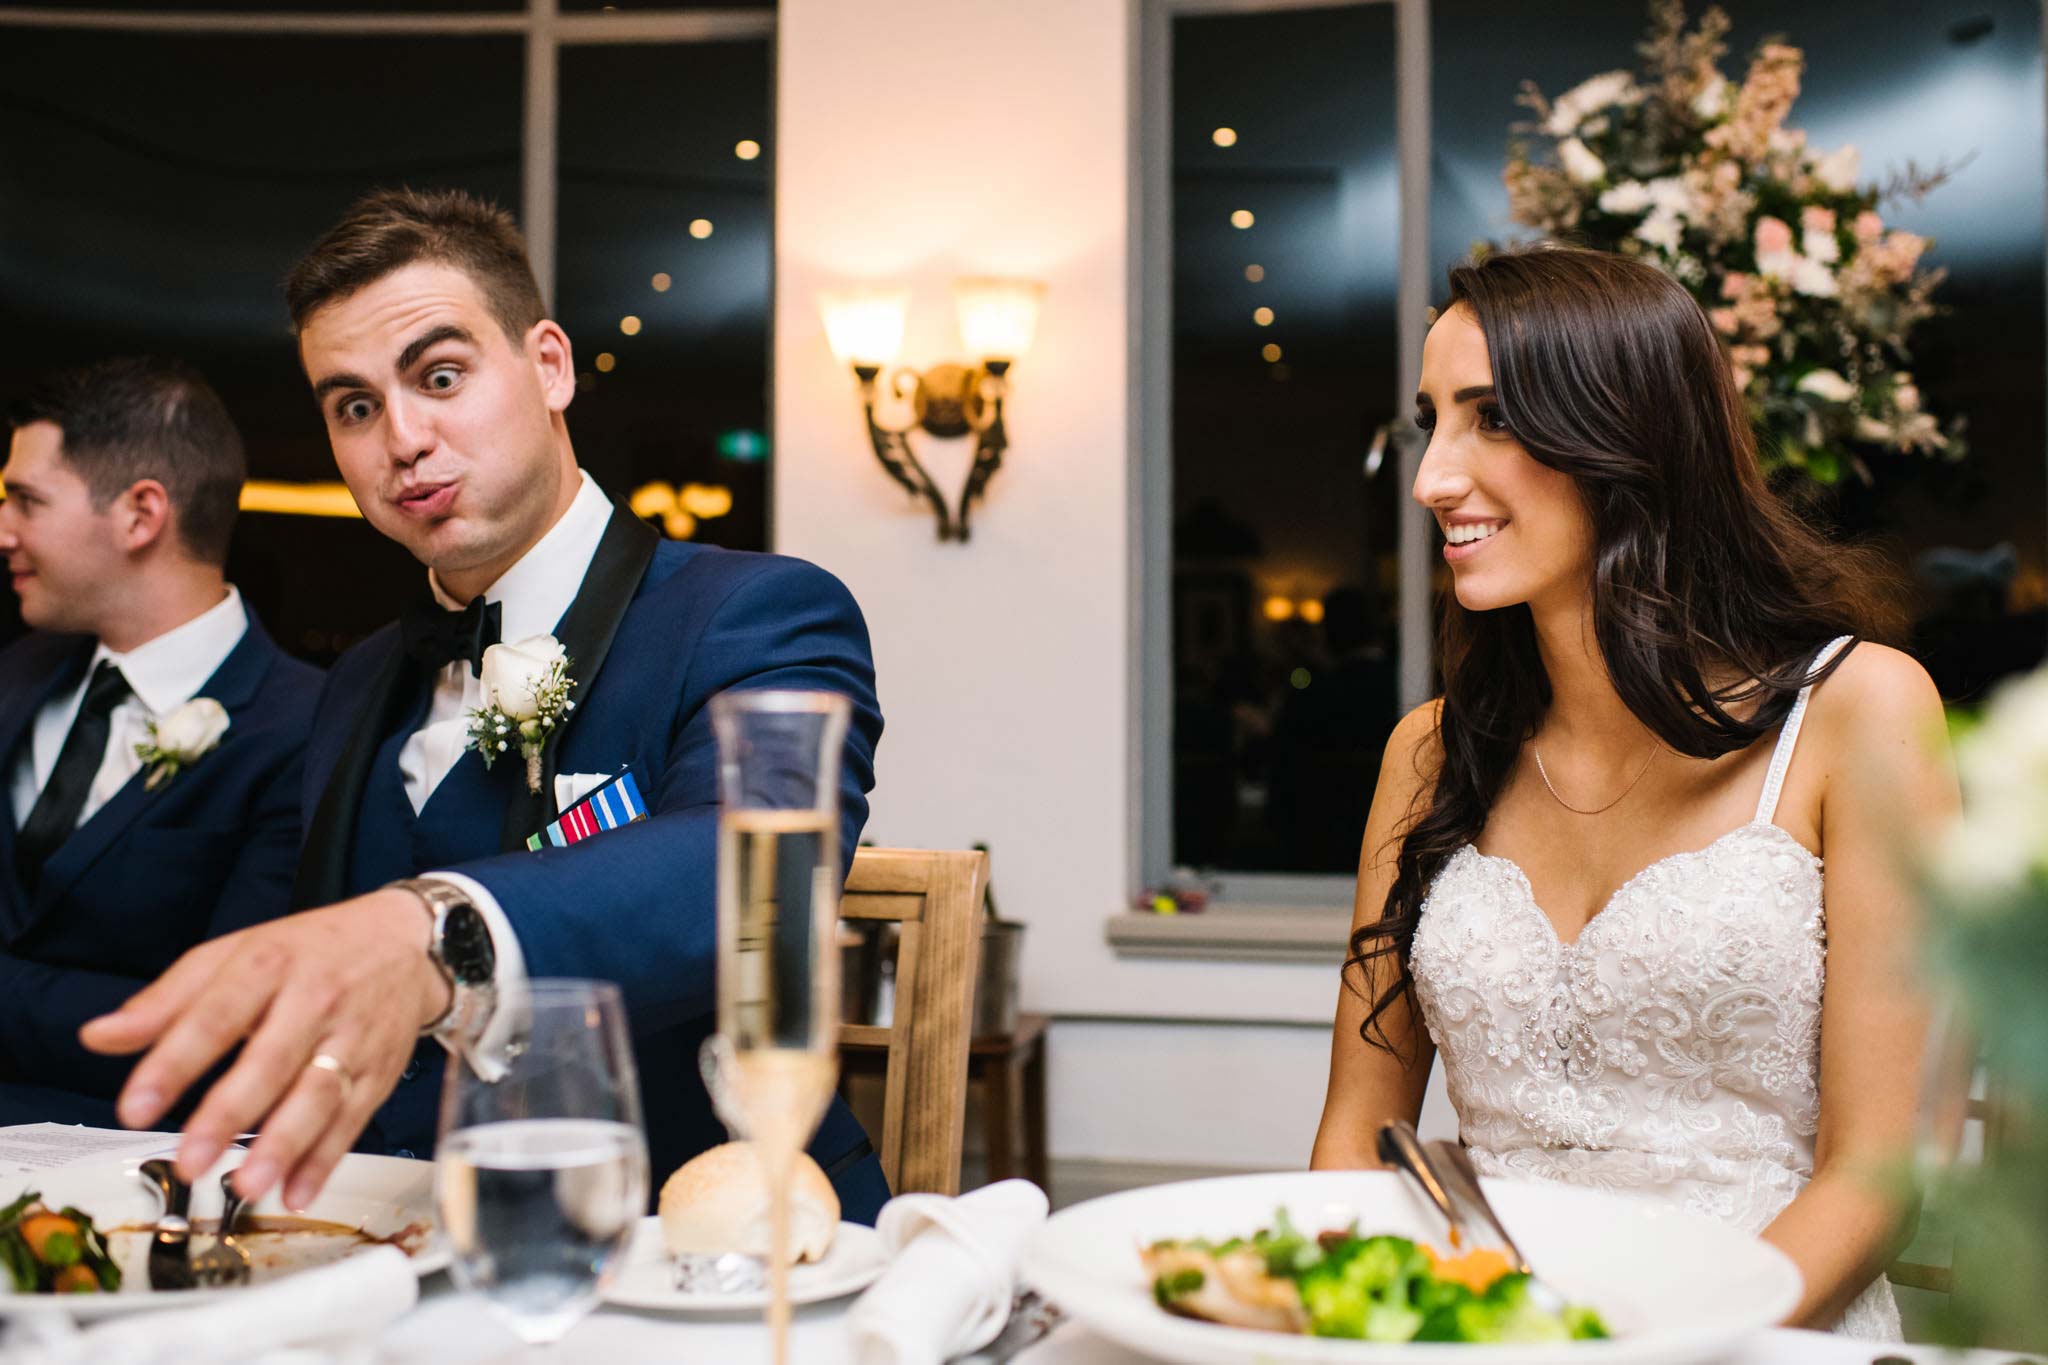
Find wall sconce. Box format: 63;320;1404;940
819;277;1044;543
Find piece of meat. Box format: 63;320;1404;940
1141;1243;1309;1334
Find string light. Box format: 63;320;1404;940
1253;307;1274;326
595;352;617;373
1261;343;1282;362
1244;264;1264;283
734;140;761;161
689;219;714;239
1212;127;1238;147
619;316;642;336
1230;209;1255;229
651;272;672;292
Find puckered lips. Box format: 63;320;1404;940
393;479;459;520
1440;513;1507;563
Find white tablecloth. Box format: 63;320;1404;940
377;1288;2041;1364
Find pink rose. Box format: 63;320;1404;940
1800;206;1835;234
1854;210;1884;242
1709;307;1740;335
1887;231;1927;269
1720;272;1750;300
1754;216;1794;255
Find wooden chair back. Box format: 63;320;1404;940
839;847;988;1196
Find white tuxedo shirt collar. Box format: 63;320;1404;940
426;469;610;644
88;585;247;717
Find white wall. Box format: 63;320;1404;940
774;0;1430;1169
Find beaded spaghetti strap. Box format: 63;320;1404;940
1753;635;1856;826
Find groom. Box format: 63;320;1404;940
82;188;890;1220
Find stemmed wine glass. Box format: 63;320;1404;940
708;689;849;1365
436;979;650;1345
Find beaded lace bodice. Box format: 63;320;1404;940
1409;637;1900;1340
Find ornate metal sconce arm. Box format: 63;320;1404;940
856;365;960;541
849;361;1014;543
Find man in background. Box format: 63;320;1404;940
0;357;320;1124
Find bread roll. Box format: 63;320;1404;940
658;1141;840;1264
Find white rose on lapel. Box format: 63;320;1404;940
480;636;569;720
135;698;230;790
467;634;577;793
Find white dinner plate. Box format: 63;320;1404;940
600;1216;887;1312
1018;1169;1802;1365
0;1149;445;1317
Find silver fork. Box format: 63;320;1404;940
1425;1137;1568;1316
188;1171;252;1287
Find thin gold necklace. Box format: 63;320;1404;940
1532;740;1659;816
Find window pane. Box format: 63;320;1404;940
0;29;522;660
1170;4;1403;874
1430;0;2048;699
556;40;773;551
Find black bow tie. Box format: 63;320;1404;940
401;594;502;677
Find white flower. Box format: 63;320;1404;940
1768;127;1805;156
1558;137;1606;184
1895;376;1921;412
1691;73;1729;120
155;698;229;759
1599;181;1653;214
480;634;567;721
1789;256;1839;297
1543;70;1641;137
1634;209;1684;253
1812;144;1861;194
1802;228;1841;264
1796;369;1857;403
1855;415;1894;443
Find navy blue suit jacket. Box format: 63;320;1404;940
0;614;322;1123
297;514;890;1220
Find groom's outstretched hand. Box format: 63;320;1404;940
78;890;452;1211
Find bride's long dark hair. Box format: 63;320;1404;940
1347;245;1903;1055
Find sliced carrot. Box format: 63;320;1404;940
19;1213;78;1261
52;1264;98;1293
1424;1244;1514;1293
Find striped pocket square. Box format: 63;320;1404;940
527;770;649;850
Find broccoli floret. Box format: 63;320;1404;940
1566;1304;1611;1339
1153;1268;1205;1306
1296;1235;1433;1339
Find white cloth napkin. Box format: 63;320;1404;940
847;1179;1050;1365
10;1245;417;1365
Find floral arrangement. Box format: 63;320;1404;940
1923;666;2048;1347
466;635;576;794
1502;1;1965;489
1135;868;1213;916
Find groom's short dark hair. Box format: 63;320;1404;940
284;187;547;345
7;357;245;566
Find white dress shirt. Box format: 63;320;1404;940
8;586;248;834
408;469;611;1069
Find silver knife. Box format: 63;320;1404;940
138;1159;196;1291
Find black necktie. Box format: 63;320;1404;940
15;661;132;894
400;594;502;678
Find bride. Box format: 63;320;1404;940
1310;245;1956;1340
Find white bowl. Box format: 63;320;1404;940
1018;1169;1801;1365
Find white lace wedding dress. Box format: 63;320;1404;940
1409;637;1902;1340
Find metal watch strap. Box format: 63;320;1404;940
392;877;478;1038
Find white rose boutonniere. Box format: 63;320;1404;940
467;634;577;794
134;698;230;790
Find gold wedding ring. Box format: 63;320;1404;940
307;1052;354;1104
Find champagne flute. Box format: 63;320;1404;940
436;979;649;1345
710;689;849;1365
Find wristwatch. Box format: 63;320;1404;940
392;878;498;1043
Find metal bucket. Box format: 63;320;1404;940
840;917;1025;1039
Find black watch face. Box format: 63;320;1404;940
441;904;496;985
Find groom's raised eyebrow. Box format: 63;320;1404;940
395;324;477;374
